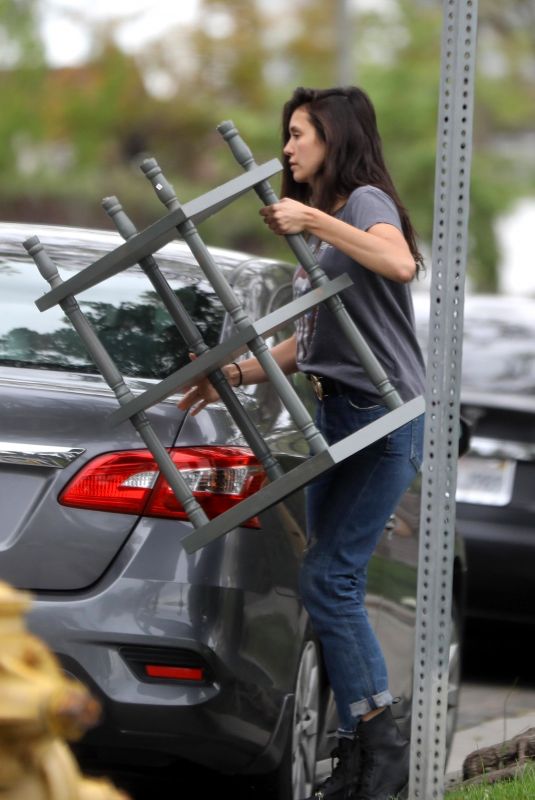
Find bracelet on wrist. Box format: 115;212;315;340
232;361;243;387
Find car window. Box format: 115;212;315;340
414;296;535;396
461;315;535;395
0;243;225;380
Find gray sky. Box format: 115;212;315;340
40;0;200;66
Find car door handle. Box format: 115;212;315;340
0;442;85;468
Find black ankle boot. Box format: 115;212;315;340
308;735;362;800
353;707;409;800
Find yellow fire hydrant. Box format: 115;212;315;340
0;580;130;800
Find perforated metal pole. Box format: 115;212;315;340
409;1;478;798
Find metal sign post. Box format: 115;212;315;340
409;1;478;798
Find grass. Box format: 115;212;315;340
445;762;535;799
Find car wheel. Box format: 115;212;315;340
272;637;321;800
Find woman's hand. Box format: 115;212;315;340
177;357;239;417
259;198;310;236
262;199;416;282
177;376;219;417
177;337;297;417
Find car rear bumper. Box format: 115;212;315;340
25;568;302;774
457;514;535;624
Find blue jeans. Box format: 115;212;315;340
299;394;424;732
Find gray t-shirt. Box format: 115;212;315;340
293;185;426;404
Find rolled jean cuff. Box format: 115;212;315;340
349;689;393;719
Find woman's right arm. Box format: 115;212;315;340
178;334;298;416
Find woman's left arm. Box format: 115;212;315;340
260;198;416;283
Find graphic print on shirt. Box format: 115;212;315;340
293;240;330;363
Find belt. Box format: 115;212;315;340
307;374;347;401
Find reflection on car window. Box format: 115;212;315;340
0;247;225;380
415;297;535;396
461;316;535;396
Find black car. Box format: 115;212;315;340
0;222;465;799
415;291;535;628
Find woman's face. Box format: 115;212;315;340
283;106;326;186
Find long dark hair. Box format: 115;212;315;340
281;86;424;274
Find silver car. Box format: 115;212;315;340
0;222;465;799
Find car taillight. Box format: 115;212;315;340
144;665;204;681
120;646;212;684
59;446;265;528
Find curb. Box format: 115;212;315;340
445;710;535;785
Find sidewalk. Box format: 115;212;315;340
445;683;535;787
316;683;535;790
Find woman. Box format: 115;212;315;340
179;86;426;800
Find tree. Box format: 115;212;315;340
260;0;535;290
0;0;46;173
2;0;535;291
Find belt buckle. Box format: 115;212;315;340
310;375;324;401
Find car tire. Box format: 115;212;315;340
270;637;321;800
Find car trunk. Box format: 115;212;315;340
0;367;185;591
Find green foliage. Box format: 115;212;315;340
0;0;44;68
0;0;46;169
